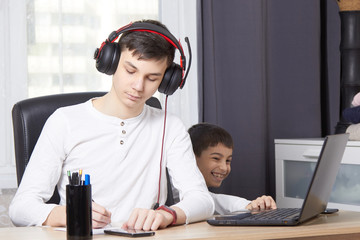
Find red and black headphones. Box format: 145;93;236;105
93;22;192;96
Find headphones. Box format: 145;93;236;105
94;22;192;95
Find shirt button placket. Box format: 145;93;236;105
120;121;126;145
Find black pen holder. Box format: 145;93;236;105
66;184;93;240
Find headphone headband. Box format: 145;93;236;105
101;22;186;73
94;21;192;95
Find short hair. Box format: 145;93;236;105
118;19;175;68
188;123;233;157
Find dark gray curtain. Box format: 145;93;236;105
197;0;340;199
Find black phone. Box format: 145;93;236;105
104;228;155;237
321;208;339;214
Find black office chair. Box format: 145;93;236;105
11;92;173;205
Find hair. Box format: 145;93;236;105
188;123;234;157
118;19;175;68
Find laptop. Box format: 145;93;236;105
207;133;349;226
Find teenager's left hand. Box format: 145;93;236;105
122;208;173;231
246;195;277;211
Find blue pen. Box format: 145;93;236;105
84;174;90;185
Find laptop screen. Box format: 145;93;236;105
299;133;349;223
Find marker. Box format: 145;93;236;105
79;169;83;185
72;172;79;186
85;174;90;185
67;170;72;185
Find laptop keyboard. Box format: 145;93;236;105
247;208;301;220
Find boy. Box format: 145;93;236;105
9;19;214;231
188;123;276;214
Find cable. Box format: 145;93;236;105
153;95;169;210
182;37;192;83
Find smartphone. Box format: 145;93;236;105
104;228;155;237
321;208;339;214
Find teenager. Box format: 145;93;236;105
10;20;214;231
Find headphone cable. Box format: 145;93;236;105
154;37;190;208
153;95;169;210
182;37;192;83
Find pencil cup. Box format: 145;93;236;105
66;184;93;240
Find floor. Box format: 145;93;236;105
0;188;16;227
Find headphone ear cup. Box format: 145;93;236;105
158;63;183;95
95;43;120;75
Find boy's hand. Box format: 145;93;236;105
246;195;277;211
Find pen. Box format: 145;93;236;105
67;170;72;185
85;174;90;185
72;172;79;186
79;169;83;185
68;170;89;186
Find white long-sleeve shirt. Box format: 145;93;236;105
9;99;214;226
210;192;251;215
173;188;251;215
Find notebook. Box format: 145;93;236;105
207;133;349;226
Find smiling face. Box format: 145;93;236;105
196;143;233;188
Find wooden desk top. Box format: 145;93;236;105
1;211;360;240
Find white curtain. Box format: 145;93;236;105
0;0;27;189
160;0;199;129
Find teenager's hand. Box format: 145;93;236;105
246;195;277;211
92;201;112;228
43;205;66;227
122;208;174;231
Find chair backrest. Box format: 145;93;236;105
12;92;164;204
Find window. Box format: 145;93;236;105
1;0;198;189
27;0;159;97
0;0;159;189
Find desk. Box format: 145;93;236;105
1;211;360;240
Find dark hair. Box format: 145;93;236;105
118;19;175;68
188;123;233;157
